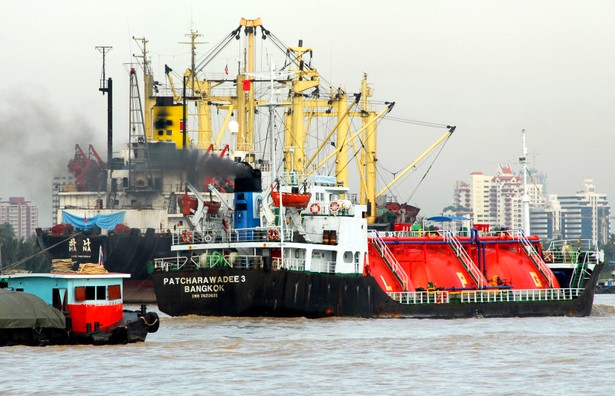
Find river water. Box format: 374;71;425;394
2;295;615;395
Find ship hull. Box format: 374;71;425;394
152;263;602;318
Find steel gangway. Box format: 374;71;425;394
439;230;487;288
368;230;411;292
509;230;555;288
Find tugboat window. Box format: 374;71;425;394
85;286;96;300
75;286;86;301
108;284;121;300
80;286;107;300
96;285;106;300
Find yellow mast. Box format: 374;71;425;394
286;43;319;174
179;30;211;149
289;93;305;172
238;17;262;152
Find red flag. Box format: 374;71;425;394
242;79;251;91
225;64;229;75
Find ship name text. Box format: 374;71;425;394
163;275;246;297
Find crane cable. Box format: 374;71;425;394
404;133;453;203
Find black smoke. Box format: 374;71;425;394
0;93;103;226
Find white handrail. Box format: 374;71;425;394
388;287;583;305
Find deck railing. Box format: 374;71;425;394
273;257;306;271
388;287;583;305
171;226;293;246
154;254;263;271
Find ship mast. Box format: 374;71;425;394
132;37;155;141
520;129;530;235
179;29;211;149
95;45;113;209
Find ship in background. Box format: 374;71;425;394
37;18;423;302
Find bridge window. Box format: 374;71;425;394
75;285;108;301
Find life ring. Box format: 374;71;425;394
544;251;553;262
204;234;213;243
181;231;193;243
329;201;340;213
310;203;321;215
268;228;279;240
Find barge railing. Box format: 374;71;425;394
388;287;583;305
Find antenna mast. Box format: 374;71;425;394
95;46;113;94
96;45;113;208
520;129;530;235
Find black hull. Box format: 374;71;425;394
73;310;160;345
152;264;603;319
37;229;171;281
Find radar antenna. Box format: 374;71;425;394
95;46;113;94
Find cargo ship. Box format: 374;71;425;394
147;19;603;318
151;175;603;318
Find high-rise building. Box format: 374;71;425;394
458;164;545;230
52;175;75;226
0;197;39;239
557;179;610;244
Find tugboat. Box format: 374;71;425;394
1;268;159;345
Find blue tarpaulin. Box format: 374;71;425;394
426;216;470;222
62;211;126;231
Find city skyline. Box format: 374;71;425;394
451;164;610;242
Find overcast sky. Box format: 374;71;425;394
1;0;614;227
